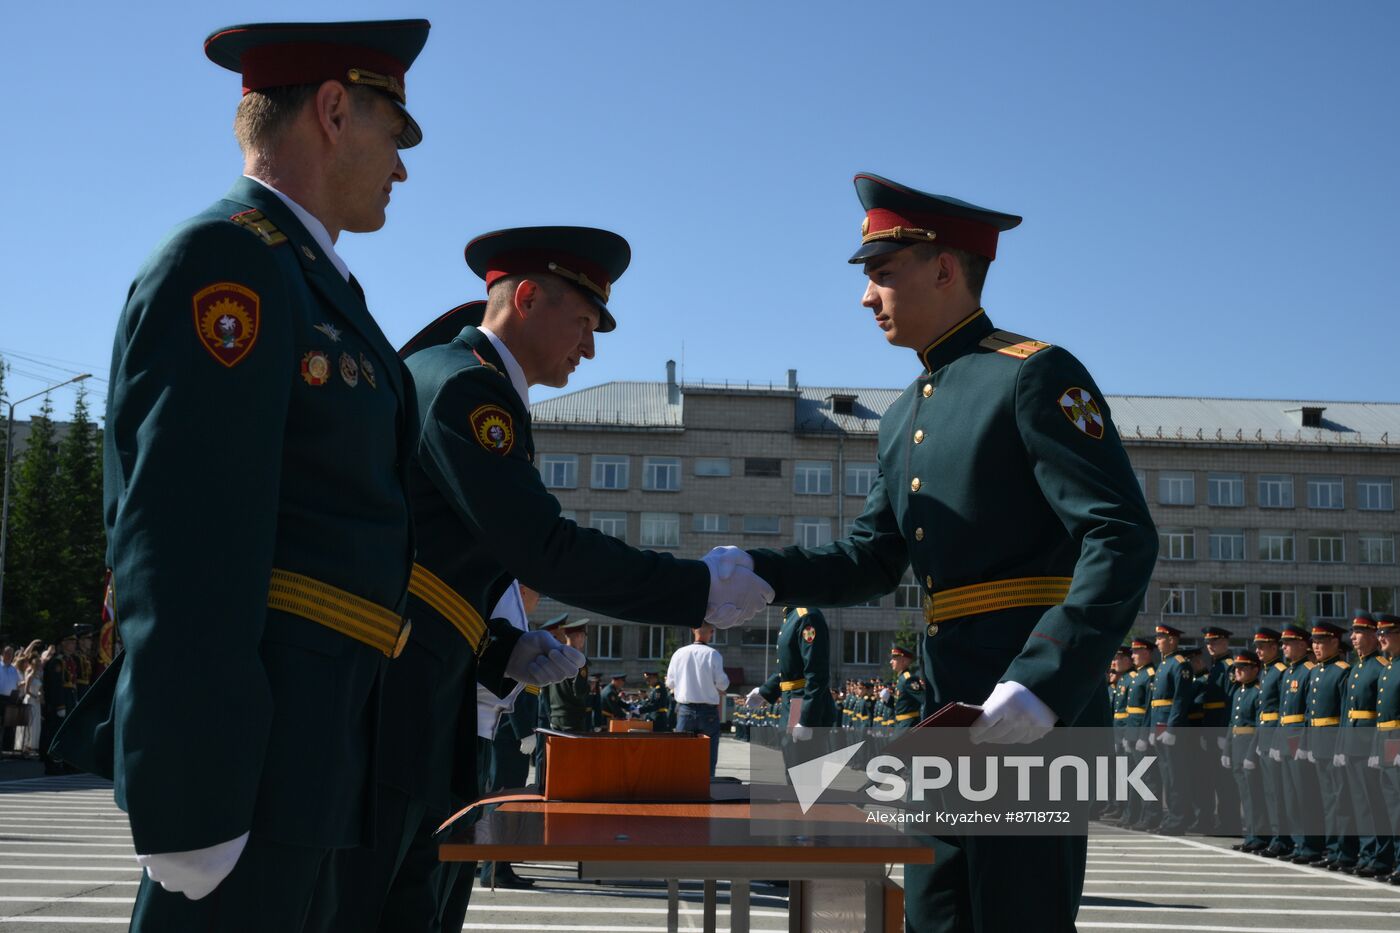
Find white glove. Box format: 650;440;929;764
56;708;66;719
1220;755;1231;769
1135;738;1147;752
519;735;537;756
505;632;586;686
1120;738;1130;753
1216;736;1227;751
1242;757;1256;771
792;723;813;741
702;548;774;628
1368;755;1381;769
1332;753;1347;768
137;832;249;901
745;687;764;708
1393;753;1400;768
969;681;1057;744
1269;748;1282;763
1160;731;1177;747
1294;748;1307;762
1306;750;1316;763
1147;731;1156;746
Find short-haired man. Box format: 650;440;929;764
1344;611;1392;877
1308;621;1360;871
1251;627;1291;858
1278;625;1325;864
1122;638;1160;830
889;646;925;730
716;174;1157;930
749;607;837;740
668;624;731;776
1151;625;1194;834
1226;652;1266;852
50;19;432;932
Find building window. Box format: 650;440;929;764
1260;587;1296;618
794;461;833;495
1360;536;1395;564
1208;530;1246;561
590;511;627;541
1306;478;1344;510
853;595;883;608
1161;585;1196;615
742;515;781;535
539;454;577;489
591;624;622;659
1313;586;1346;619
641;626;668;660
1358;478;1395;511
1259;531;1294;562
1207;473;1244;507
692;513;728;533
1307;535;1345;563
1361;587;1395;615
1158;472;1195;506
1211;588;1248;617
1258;474;1294;509
694;457;731;477
710;628;728;646
843;630;875;665
744;457;782;478
591;455;629;490
845;463;878;497
741;625;780;647
1160;530;1195;561
640;512;680;547
894;573;923;609
642;456;681;492
795;517;832;548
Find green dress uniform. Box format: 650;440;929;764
600;682;628;723
1228;660;1266;851
1343;633;1392;875
638;680;672;731
746;175;1157;933
545;662;593;733
1306;627;1358;868
1192;661;1238;835
757;607;838;729
1374;615;1400;883
1150;638;1195;834
892;670;926;730
1277;630;1324;862
1254;637;1290;856
1122;655;1160;829
51;18;433;928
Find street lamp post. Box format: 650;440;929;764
0;373;92;641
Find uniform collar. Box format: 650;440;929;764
478;326;530;407
917;307;994;373
243;175;349;281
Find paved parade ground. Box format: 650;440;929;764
4;738;1400;932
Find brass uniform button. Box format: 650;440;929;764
922;384;933;398
915;527;925;541
914;429;925;444
911;477;921;492
925;575;934;589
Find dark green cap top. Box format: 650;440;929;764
464;226;630;333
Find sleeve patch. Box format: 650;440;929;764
193;282;260;368
469;404;516;455
1058;386;1105;439
801;625;816;644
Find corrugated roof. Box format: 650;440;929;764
532;383;1400;448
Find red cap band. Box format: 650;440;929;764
240;43;405;96
485;250;611;300
863;208;1001;259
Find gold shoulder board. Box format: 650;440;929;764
980;329;1052;360
229;209;288;247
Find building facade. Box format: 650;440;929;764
527;363;1400;688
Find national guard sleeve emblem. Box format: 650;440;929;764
1058;387;1105;439
469;404;515;455
301;350;331;386
193;283;260;368
802;625;816;644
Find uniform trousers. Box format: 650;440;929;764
1281;738;1324;858
131;834;330;932
1345;752;1393;870
1315;755;1359;863
1256;732;1287;850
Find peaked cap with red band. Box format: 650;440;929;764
204;19;430;148
1253;627;1282;643
398;300;485;359
849;173;1022;264
1311;621;1344;639
1232;651;1260;666
464;226;630;334
1130;638;1154;650
1376;613;1400;632
1280;624;1311;641
1351;610;1377;630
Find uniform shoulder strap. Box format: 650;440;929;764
978;329;1053;360
1275;661;1286;671
1336;660;1351;670
228;208;288;247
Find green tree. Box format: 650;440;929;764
5;395;66;642
894;612;919;654
57;387;105;628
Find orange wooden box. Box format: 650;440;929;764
540;729;710;802
607;719;653;733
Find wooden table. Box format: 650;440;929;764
438;789;933;933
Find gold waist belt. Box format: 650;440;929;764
267;568;409;658
1379;720;1400;731
1151;699;1174;708
1310;717;1340;727
1114;712;1130;719
1349;710;1377;721
780;678;807;692
407;563;487;654
1127;706;1148;714
896;712;921;721
922;576;1073;626
1281;714;1306;724
1260;712;1280;722
1232;726;1256;735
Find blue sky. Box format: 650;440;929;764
4;1;1398;419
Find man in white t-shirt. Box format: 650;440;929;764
666;624;730;776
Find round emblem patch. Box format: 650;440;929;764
1058;387;1105;439
802;625;816;644
301;350;330;386
339;352;359;388
469;404;515;455
193;282;260;368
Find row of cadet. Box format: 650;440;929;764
1105;611;1400;885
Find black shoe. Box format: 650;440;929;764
1231;843;1247;851
1390;873;1400;885
1330;861;1356;873
1242;841;1268;854
493;873;535;890
1355;865;1382;878
1158;824;1186;836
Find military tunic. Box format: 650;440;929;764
757;608;838;728
1279;658;1324;859
1375;655;1400;870
1308;654;1358;865
638;683;672;731
546;665;592;733
1151;653;1195;833
1122;663;1159;828
747;309;1157;932
893;669;925;730
1344;651;1392;872
600;684;627;723
1256;658;1290;853
1229;681;1266;848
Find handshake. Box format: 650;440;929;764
701;546;775;629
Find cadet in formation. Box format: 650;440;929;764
889;646;925;729
638;671;673;731
719;173;1158;932
749;607;837;740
